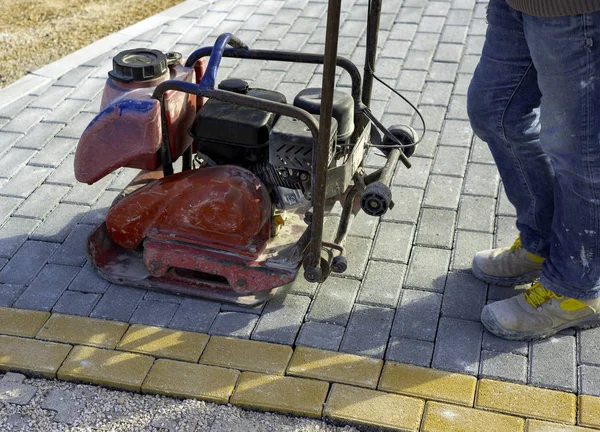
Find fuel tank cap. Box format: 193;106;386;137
109;48;168;83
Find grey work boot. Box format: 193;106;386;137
472;236;544;286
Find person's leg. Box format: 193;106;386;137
467;0;552;285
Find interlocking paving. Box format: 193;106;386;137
0;0;598;404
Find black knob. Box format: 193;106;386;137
361;182;392;216
218;78;249;94
109;49;168;83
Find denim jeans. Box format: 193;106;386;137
467;0;600;299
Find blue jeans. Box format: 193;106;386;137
467;0;600;299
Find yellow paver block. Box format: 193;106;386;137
37;314;129;349
287;346;383;389
378;362;477;406
578;395;600;429
528;419;598;432
421;401;525;432
0;335;71;378
200;336;292;375
324;383;425;432
230;371;329;418
0;307;50;337
476;379;577;424
58;345;154;392
117;324;208;362
142;359;239;403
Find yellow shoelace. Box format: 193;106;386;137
510;235;522;252
524;281;563;308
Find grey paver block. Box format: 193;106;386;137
0;284;25;307
0;132;25;157
397;69;427;93
457;195;495;233
342;236;372;279
68;262;110;294
412;32;441;52
56;66;95;87
459;54;480;74
470;136;495;165
482;329;529;356
416;208;456;249
41;388;85;424
295;321;345;351
13;264;79;311
45;155;77;186
57;112;98;139
348;210;379;239
48;224;95;266
487;284;523;301
0;165;52;198
580;365;600;396
2;108;49;134
389;23;418;41
495;216;519;249
453;73;473;96
220;301;264;315
52;290;101;317
358;261;405;308
464;163;500;197
0;217;40;258
391;289;442;342
447;9;473;26
29;86;73;110
386;337;434;367
424;175;463;210
0;148;35;179
530;334;577;392
419;15;446;33
0;240;59;285
397;6;424;23
62;175;114;206
339;304;394;358
80;189;120;226
432;317;483;375
421;82;453;106
143;290;183;305
393;157;432;189
402;49;434;71
440;25;469;44
168;297;220;333
90;284;146;322
580;326;600;366
0;373;37;405
0;95;35;119
371;222;414;263
209;312;258;339
285;273;319;298
412;130;439;159
28;137;77;168
252;293;310;345
44;99;88;124
439;119;473;147
381;186;423;225
434;43;464;63
447;95;469;121
129;299;179;327
307;277;360;326
451;230;493;271
67;77;106;101
480;350;527;384
404;246;450;293
30;204;87;243
441;271;487;321
497;185;517;217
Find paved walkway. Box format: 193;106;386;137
0;0;599;430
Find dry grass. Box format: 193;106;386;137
0;0;185;88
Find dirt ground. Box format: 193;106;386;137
0;0;185;88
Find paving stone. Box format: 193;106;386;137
0;284;25;307
458;195;495;232
422;401;525;432
416;208;456;249
307;276;360;326
380;362;477;406
143;359;239;404
380;186;423;225
447;95;469;121
0;148;35;179
527;420;597;432
0;373;37;405
579;395;600;429
28;136;76;168
405;247;450;293
59;112;96;139
0;132;24;157
389;22;418;40
0;95;35;119
341;236;371;278
419;15;446;33
252;293;310;344
421;82;453;106
434;42;464;63
79;189;120;226
439;119;473;147
431;146;469;178
62;175;114;206
464;162;500;197
495;215;519;248
357;261;405;307
441;271;487;321
372;222;414;263
209;312;258;339
48;224;95;267
580;326;600;366
284;273;319;298
56;66;95;87
0;307;50;337
476;379;576;424
400;47;433;73
479;350;527;384
67;77;106;100
13;264;79;312
339;304;394;359
128;299;178;327
579;365;600;397
90;284;146;322
0;335;72;378
295;321;345;351
41;388;85;424
0;241;59;285
348;210;378;239
67;262;110;294
385;337;434;367
497;185;517;216
168;297;220;333
0;165;52;198
142;290;183;304
482;329;529;356
2;108;49;134
391;289;442;342
432;317;483;375
231;372;328;419
45;154;76;186
43;98;87;125
451;230;493;271
30;86;73;110
529;334;577;392
324;384;424;432
12;184;70;219
424;175;463;210
51;290;100;316
58;345;154;392
0;217;40;258
393;156;432;189
30;204;87;243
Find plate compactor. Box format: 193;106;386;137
73;0;421;306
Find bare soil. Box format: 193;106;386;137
0;0;185;88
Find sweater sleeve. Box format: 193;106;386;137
507;0;600;16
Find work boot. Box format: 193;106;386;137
481;281;600;341
472;236;544;286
